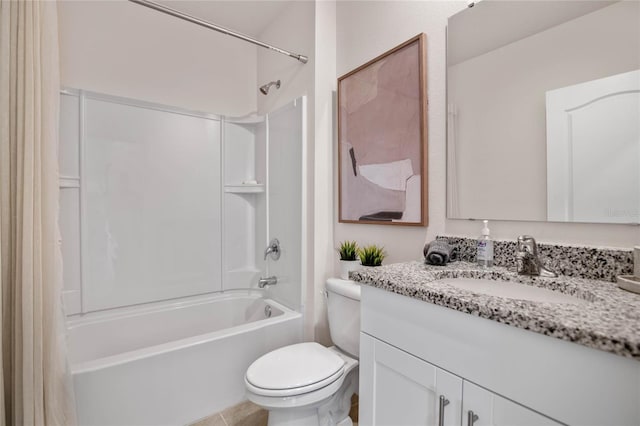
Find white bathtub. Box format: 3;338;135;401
67;291;302;426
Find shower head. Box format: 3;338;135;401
259;80;281;95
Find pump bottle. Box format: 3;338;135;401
477;220;494;267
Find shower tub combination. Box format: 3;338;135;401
59;88;307;425
67;291;302;425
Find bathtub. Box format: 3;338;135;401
67;291;302;425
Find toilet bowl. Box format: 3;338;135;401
245;279;361;426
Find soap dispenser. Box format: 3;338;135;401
477;220;494;267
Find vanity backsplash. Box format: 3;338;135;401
438;236;633;282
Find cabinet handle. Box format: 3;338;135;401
467;410;479;426
438;395;450;426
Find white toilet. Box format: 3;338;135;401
245;278;361;426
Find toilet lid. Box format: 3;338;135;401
246;342;345;395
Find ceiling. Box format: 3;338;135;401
448;0;616;66
156;1;294;38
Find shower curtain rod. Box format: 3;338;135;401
128;0;309;64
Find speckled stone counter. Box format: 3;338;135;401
438;235;633;282
351;261;640;360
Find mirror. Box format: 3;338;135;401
446;0;640;224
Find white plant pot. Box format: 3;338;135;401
340;260;361;280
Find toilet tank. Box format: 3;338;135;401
326;278;361;358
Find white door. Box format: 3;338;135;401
462;381;562;426
360;333;462;426
546;69;640;223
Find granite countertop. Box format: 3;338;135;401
351;261;640;360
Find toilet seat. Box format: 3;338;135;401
246;345;359;412
245;342;346;397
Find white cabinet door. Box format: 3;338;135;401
360;333;462;426
462;381;562;426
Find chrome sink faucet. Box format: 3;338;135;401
516;235;557;278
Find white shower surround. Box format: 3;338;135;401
68;292;302;425
60;90;307;424
60;90;306;315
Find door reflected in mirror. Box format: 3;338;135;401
446;0;640;224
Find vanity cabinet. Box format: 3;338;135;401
360;333;462;426
462;381;559;426
361;333;561;426
359;285;640;426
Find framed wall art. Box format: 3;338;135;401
338;33;427;226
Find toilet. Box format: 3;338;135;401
245;278;361;426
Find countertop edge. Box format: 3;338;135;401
351;261;640;360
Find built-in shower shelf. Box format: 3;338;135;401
224;184;265;194
226;115;265;125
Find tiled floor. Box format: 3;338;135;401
350;393;359;423
191;394;359;426
190;414;227;426
190;401;267;426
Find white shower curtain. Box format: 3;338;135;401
0;1;77;425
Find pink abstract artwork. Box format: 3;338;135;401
338;34;427;226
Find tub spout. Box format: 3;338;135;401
258;276;278;288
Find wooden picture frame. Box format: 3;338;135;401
338;33;428;226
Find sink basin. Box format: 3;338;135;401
437;278;586;304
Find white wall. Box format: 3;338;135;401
58;0;257;116
256;1;318;341
255;1;339;345
334;0;640;282
313;1;337;346
256;1;315;117
335;1;466;270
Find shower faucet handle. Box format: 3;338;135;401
264;238;281;261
